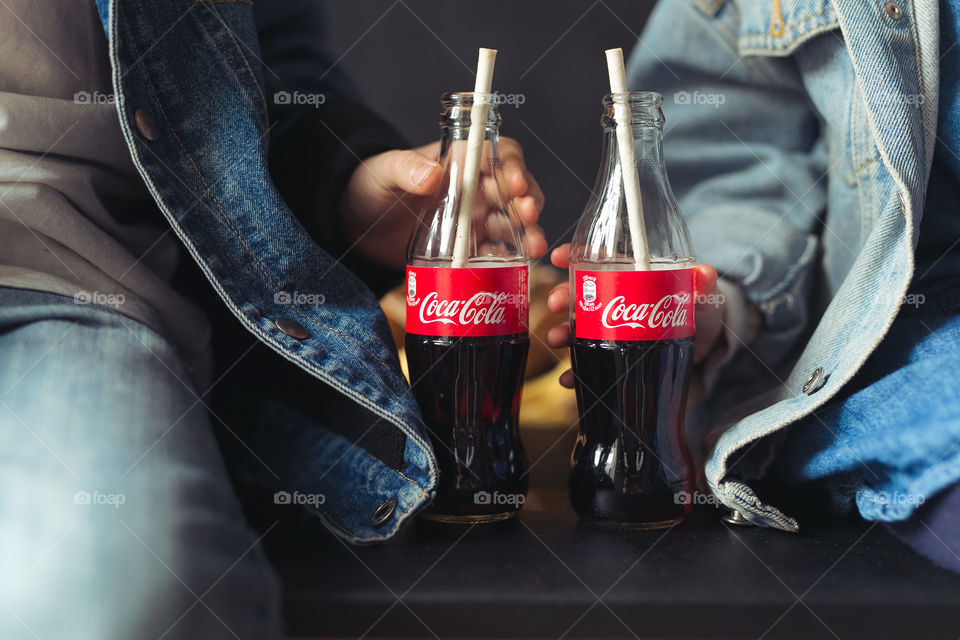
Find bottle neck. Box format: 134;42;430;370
438;91;502;160
438;125;501;161
601;124;665;167
405;92;524;264
572;91;693;265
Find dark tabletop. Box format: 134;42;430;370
260;486;960;640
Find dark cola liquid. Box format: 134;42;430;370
405;333;529;522
570;336;695;529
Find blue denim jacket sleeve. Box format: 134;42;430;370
95;0;437;544
627;0;829;371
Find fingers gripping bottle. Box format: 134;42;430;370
405;93;530;523
569;92;697;529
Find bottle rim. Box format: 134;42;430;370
439;92;502;131
440;91;503;108
601;91;665;129
602;91;664;106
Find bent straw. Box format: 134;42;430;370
605;48;651;270
452;47;497;268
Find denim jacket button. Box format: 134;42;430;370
884;2;903;20
134;109;161;141
274;317;309;340
722;507;754;526
370;498;397;527
802;367;825;394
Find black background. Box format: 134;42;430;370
326;1;656;251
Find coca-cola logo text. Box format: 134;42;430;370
573;268;695;341
600;293;690;330
405;266;528;337
418;291;509;327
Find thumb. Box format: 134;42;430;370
370;148;443;196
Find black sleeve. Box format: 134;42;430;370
267;102;407;296
255;1;408;295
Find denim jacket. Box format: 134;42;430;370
92;0;437;543
628;0;938;530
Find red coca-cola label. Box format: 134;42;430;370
574;268;695;341
405;265;528;337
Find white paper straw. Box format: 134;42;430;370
605;48;651;270
452;47;497;268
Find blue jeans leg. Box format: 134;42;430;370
0;288;283;640
777;291;960;569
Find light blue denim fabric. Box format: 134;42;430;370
776;287;960;521
0;288;283;640
628;0;945;530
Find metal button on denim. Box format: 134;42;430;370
275;317;309;340
884;2;903;20
802;367;825;394
370;498;396;527
722;508;754;526
134;109;161;141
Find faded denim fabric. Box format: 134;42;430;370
0;288;284;639
629;0;946;530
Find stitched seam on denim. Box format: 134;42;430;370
749;234;817;303
854;154;880;174
907;0;934;168
194;13;266;128
740;7;838;55
719;479;799;529
744;7;835;38
296;442;429;541
861;96;877;235
396;467;429;485
196;0;268;128
118;10;392;368
310;486;428;543
851;87;870;236
769;0;785;36
840;79;857;188
741;19;839;56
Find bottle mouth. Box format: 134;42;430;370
602;91;665;129
440;92;502;131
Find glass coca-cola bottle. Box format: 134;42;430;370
405;92;530;523
568;91;696;529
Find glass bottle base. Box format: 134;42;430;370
577;515;686;531
419;510;519;524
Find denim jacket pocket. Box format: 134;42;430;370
735;0;839;56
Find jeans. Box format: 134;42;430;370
0;288;282;640
776;285;960;569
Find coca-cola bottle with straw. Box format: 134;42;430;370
405;50;530;523
568;50;696;529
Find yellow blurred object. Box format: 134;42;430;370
517;356;578;429
380;265;578;431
